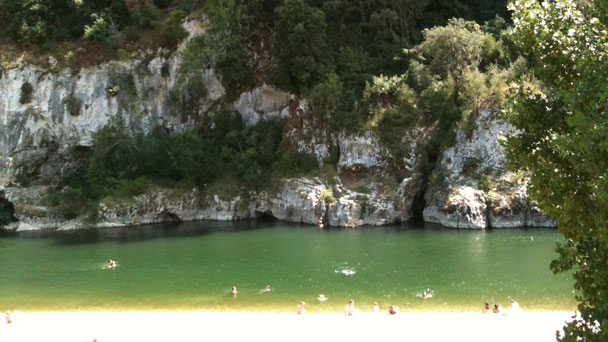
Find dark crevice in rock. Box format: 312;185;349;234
485;202;492;229
321;204;330;227
0;190;18;228
412;151;438;221
157;210;181;222
411;189;426;222
254;210;276;220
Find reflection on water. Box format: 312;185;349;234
0;220;574;312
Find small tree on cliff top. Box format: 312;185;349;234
272;0;333;95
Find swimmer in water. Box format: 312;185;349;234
317;294;328;302
258;285;271;294
108;259;117;268
297;301;306;314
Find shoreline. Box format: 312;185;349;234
1;311;575;342
2;307;577;313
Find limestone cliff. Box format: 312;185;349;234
0;18;555;231
423;109;557;228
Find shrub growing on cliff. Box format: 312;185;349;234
83;13;110;43
19;82;34;104
319;188;337;206
131;3;160;29
417;19;488;78
64;94;82;116
161;10;187;46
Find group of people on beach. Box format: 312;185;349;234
343;300;403;316
295;299;401;316
482;300;522;314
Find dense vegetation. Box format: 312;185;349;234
0;0;186;69
0;0;190;46
47;112;317;220
504;1;608;341
177;0;520;182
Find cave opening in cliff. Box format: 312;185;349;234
254;210;277;221
411;151;439;221
157;210;181;222
0;191;17;228
411;191;426;222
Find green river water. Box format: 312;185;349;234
0;220;576;312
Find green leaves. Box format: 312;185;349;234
505;1;608;341
83;13;110;43
418;18;488;78
272;0;333;95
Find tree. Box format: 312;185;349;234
504;1;608;341
0;0;130;45
2;0;53;44
272;0;333;95
179;0;255;92
417;18;488;78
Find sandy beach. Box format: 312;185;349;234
0;311;574;342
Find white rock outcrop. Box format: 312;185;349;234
423;109;556;228
233;84;291;126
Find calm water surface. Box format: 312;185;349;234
0;220;575;312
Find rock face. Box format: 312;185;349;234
0;14;213;187
233;84;292;126
0;18;556;231
423;109;557;228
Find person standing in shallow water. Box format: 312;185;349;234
297;302;306;314
388;305;399;315
231;286;238;297
482;302;490;314
344;300;356;316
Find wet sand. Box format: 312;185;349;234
0;311;574;342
